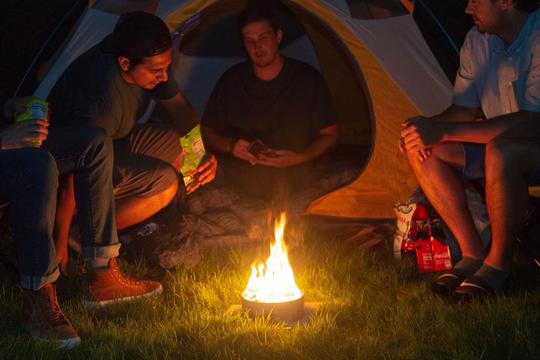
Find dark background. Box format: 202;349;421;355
0;0;85;97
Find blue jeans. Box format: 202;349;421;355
0;127;120;290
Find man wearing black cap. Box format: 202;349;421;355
48;12;217;237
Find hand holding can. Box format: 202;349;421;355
14;99;49;147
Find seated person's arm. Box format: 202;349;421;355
256;124;338;169
157;92;199;136
201;125;257;164
443;110;540;143
432;104;479;123
402;104;540;154
299;124;338;162
201;125;237;153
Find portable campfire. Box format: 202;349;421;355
240;213;305;323
226;213;320;324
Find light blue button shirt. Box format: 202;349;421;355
453;9;540;119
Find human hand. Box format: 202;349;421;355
3;97;39;119
186;154;218;193
399;137;432;162
256;149;306;168
0;119;49;150
400;116;443;153
231;139;258;164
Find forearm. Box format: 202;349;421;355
433;104;478;123
158;93;199;136
201;125;236;153
168;105;199;136
300;133;338;162
441;110;540;143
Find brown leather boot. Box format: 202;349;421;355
84;258;163;309
21;284;80;348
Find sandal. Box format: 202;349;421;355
450;275;502;304
431;268;468;299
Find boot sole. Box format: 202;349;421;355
83;284;163;310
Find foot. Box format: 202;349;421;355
21;284;80;348
84;258;163;309
431;257;483;299
431;268;467;299
450;266;510;304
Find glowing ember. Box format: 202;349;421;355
242;213;303;303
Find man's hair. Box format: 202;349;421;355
237;2;281;33
512;0;539;12
112;11;171;66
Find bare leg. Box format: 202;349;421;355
115;181;178;230
484;139;539;271
407;143;485;260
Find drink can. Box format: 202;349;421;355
15;99;49;147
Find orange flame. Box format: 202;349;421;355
242;213;303;303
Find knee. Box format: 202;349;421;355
485;139;527;172
156;164;179;202
19;149;59;192
152;165;178;208
82;127;113;163
86;127;112;152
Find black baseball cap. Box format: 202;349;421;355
109;11;172;58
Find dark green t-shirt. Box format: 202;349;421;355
202;57;336;198
48;36;179;140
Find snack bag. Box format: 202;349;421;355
394;190;425;259
179;125;206;192
15;99;49;147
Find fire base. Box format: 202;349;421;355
226;300;321;326
242;296;304;323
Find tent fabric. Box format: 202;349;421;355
343;15;452;116
35;0;453;219
35;8;119;99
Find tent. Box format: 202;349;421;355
34;0;453;219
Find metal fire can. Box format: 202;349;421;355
15;99;49;147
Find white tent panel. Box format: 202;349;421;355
34;8;119;99
344;15;452;116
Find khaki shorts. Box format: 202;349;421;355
113;123;182;200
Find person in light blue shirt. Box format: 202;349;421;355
400;0;540;302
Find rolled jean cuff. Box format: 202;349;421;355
82;243;121;260
20;268;60;291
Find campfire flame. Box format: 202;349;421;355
242;213;303;303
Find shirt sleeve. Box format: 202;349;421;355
520;38;540;112
453;31;481;109
153;67;179;100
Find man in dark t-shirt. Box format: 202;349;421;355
201;5;338;199
48;12;217;234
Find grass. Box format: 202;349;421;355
1;222;539;359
